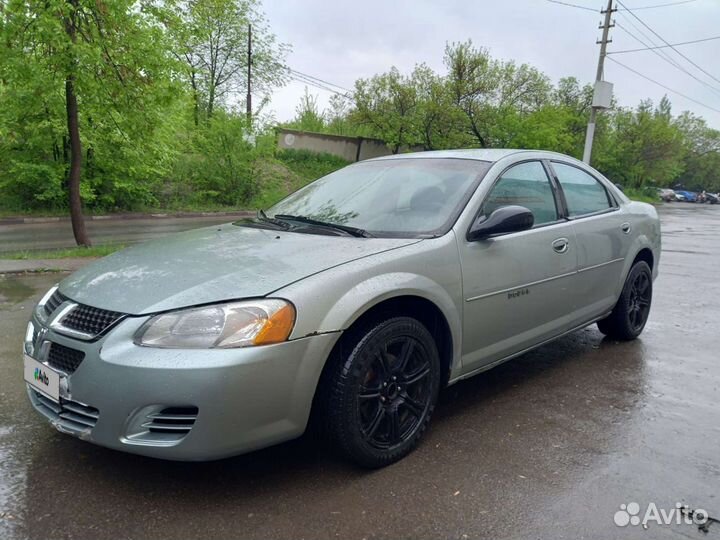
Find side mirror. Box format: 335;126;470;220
467;205;534;241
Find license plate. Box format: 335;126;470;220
24;355;60;401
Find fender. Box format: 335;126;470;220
313;272;463;371
275;235;466;376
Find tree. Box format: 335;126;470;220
352;67;421;153
324;94;353;136
172;0;289;124
288;87;326;132
444;40;551;148
1;0;181;245
675;111;720;191
411;64;466;150
596;99;686;188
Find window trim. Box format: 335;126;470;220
546;160;619;220
466;159;566;240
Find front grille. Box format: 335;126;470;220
30;389;99;432
59;303;125;338
44;289;65;317
47;343;85;374
144;407;198;438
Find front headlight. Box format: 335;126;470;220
134;299;296;349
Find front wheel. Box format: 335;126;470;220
597;261;653;340
322;317;441;468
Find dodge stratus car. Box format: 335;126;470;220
24;149;660;467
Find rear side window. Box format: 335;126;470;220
553;162;612;217
482;161;558;226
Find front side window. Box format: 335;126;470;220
481;161;558;226
265;158;492;237
552;162;612;217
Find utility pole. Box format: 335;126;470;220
582;0;615;164
246;23;252;125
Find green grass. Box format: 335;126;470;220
275;149;350;182
2;244;126;260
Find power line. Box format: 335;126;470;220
546;0;596;11
615;20;720;96
289;72;353;99
607;56;720;113
608;34;720;54
290;76;346;97
616;0;720;85
546;0;695;11
623;0;696;9
290;69;353;94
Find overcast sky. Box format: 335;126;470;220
262;0;720;128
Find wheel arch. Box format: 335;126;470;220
334;295;455;388
631;247;654;270
306;292;455;439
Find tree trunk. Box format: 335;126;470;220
65;76;91;246
63;0;91;247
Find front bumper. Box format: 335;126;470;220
25;312;340;461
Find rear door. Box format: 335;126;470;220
459;160;578;374
548;161;631;321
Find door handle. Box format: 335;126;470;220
552;238;569;254
621;222;631;234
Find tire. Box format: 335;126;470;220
321;316;441;468
597;261;653;340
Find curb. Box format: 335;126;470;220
0;210;255;226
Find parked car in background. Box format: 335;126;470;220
698;191;719;204
23;149;661;468
658;188;676;202
674;190;697;202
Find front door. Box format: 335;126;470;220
459;160;578;374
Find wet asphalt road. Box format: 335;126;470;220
0;215;248;254
1;203;718;540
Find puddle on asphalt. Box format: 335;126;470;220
0;277;34;305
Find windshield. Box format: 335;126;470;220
266;158;492;237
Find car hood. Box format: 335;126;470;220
59;223;419;315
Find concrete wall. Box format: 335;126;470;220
276;128;422;162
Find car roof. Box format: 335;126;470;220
366;148;581;163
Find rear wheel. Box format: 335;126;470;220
322;317;441;468
597;261;653;340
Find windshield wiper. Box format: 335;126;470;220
273;214;373;238
256;209;291;230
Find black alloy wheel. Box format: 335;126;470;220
322;316;441;468
597;260;653;340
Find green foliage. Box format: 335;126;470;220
168;112;262;206
285;88;326;132
275;149;350;180
1;0;718;223
0;0;290;218
286;46;717;193
170;0;289;122
0;0;186;213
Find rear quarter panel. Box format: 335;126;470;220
618;201;661;291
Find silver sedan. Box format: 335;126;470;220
23;149;660;467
